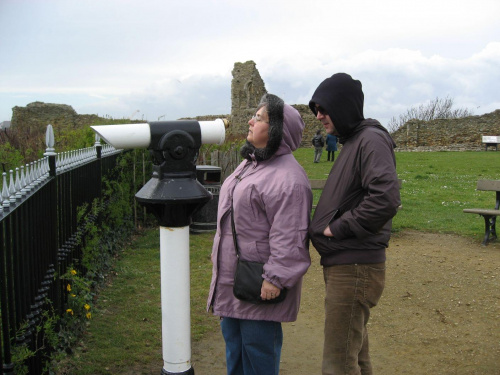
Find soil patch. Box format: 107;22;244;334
192;231;500;374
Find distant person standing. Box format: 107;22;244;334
312;130;324;163
325;134;338;161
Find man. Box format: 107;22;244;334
308;73;401;375
312;129;325;163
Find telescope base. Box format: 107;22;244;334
161;367;194;375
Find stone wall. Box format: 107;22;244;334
291;104;325;147
391;110;500;151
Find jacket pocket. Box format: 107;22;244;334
240;241;268;263
328;209;340;225
310;208;339;237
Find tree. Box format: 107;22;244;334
388;96;474;133
0;140;23;173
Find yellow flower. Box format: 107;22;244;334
71;269;77;276
67;284;71;292
66;309;74;315
71;294;76;298
84;304;91;311
86;312;92;320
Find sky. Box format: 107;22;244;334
1;0;499;129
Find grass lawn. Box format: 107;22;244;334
57;150;499;374
293;148;499;239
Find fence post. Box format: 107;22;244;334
94;134;102;160
44;125;57;177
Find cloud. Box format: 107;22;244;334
1;1;499;127
259;43;500;127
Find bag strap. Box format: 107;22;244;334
230;162;251;258
230;197;240;258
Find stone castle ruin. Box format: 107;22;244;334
11;101;102;130
8;61;500;151
228;61;322;145
229;61;268;135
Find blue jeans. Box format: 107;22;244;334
220;317;283;375
322;263;385;375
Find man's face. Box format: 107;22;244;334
315;104;338;136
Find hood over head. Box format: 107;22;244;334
241;94;305;161
309;73;366;142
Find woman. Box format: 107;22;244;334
207;94;312;375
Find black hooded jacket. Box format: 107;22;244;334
308;73;401;266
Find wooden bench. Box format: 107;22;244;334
482;136;499;151
310;179;326;209
463;180;500;245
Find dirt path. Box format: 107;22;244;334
192;231;500;374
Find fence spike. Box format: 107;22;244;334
35;160;42;182
1;173;9;211
26;164;31;184
39;158;45;177
40;158;47;179
29;162;36;186
60;152;65;168
60;152;67;171
8;170;16;204
43;156;49;176
45;124;55;149
15;168;23;200
21;166;27;187
21;164;30;196
2;172;9;200
15;168;21;189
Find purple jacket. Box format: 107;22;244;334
206;105;312;322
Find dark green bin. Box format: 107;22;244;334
190;166;221;233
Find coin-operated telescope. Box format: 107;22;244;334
92;119;226;375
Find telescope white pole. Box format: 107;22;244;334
160;226;193;374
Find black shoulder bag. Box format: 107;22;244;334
230;197;287;304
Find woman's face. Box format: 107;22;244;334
247;106;270;148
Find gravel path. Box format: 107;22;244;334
192;231;500;374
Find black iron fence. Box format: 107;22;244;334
0;124;244;373
0;126;123;374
